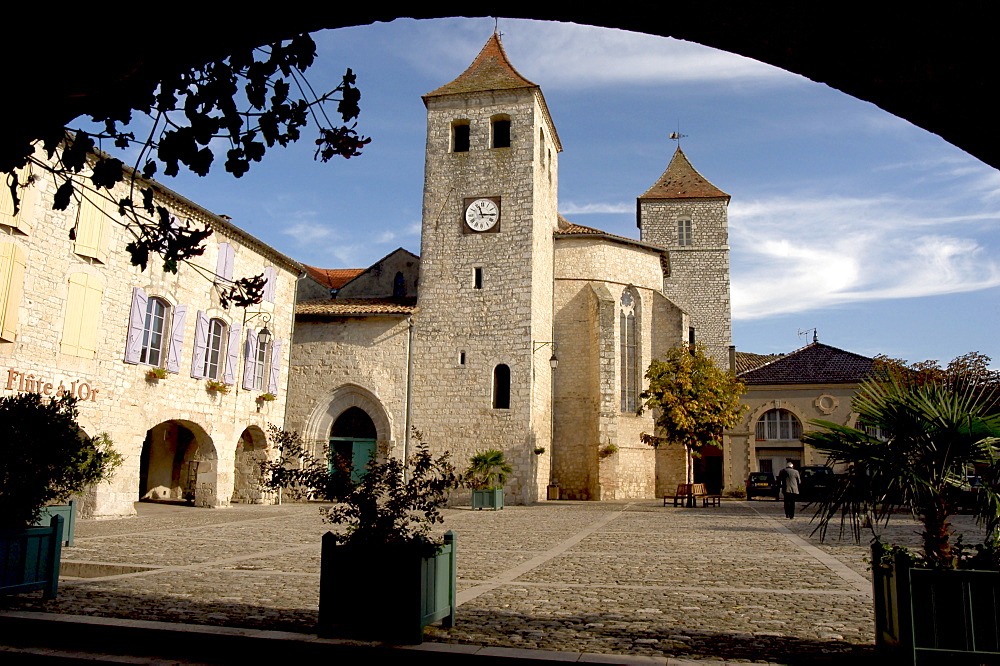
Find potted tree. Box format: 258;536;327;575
464;449;512;510
803;355;1000;663
261;426;459;643
0;394;121;598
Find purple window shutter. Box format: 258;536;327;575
124;287;147;364
263;266;276;302
216;243;235;281
242;327;258;390
225;244;235;280
268;338;282;394
223;322;241;385
166;305;187;374
190;311;209;378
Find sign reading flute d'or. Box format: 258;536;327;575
4;368;101;402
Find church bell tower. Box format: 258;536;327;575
410;34;562;503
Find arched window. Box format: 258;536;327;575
755;409;802;441
140;297;169;366
620;288;639;412
452;120;470;153
493;364;511;409
491;115;511;148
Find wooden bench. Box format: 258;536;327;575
663;483;722;507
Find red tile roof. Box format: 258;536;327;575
296;298;417;317
302;265;364;290
639;147;729;201
423;33;538;99
738;342;873;385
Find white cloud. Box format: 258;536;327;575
282;221;338;245
561;201;632;215
731;192;1000;319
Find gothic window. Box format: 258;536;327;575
452;121;470;153
491;115;511;148
493;364;511;409
677;218;693;246
620;288;639;412
755;409;802;441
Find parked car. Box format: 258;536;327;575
799;465;835;501
746;472;780;500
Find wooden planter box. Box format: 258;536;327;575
35;500;76;546
873;544;1000;664
317;530;456;644
0;514;64;599
471;487;504;510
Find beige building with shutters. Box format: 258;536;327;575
0;145;299;519
285;34;733;503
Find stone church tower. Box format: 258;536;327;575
410;34;561;503
637;147;732;364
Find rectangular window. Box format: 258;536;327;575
204;319;226;380
474;267;483;289
252;335;267;390
140;298;168;366
61;273;103;358
492;120;511;148
459;351;466;366
677;218;693;246
453;123;470;153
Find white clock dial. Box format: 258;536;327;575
465;198;500;231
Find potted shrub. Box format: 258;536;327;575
262;426;458;643
464;449;511;510
0;394;121;598
145;367;167;381
205;379;230;394
803;358;1000;662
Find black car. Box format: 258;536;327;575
746;472;780;500
799;465;835;501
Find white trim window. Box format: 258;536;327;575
139;297;168;366
677;218;693;246
755;409;802;441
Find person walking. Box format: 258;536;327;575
778;462;801;519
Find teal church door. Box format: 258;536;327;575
330;407;378;483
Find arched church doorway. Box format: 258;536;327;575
139;420;218;506
232;426;272;504
330;406;377;483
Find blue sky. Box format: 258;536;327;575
133;18;1000;366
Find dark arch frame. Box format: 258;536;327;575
6;8;1000;172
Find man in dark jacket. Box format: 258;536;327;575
778;462;801;519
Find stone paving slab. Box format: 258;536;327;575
0;498;952;663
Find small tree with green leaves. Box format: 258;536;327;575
463;449;512;491
0;393;122;530
638;344;747;483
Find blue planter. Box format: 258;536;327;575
35;500;76;546
0;514;64;599
318;530;456;643
472;487;504;510
873;544;1000;664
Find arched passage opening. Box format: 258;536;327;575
330;406;377;483
232;425;274;504
139;420;219;507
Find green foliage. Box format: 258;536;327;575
259;424;353;502
0;394;122;530
323;430;458;557
803;362;1000;568
3;33;368;306
598;443;618;460
463;449;512;490
205;380;230;393
146;367;168;380
637;343;747;453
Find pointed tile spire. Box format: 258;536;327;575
423;33;539;99
639;147;729;200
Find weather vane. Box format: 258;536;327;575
669;128;688;148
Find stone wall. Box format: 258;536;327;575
336;249;420;299
0;149;298;518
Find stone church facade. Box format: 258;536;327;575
286;34;733;502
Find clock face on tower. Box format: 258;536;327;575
463;197;501;233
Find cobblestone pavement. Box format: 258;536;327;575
3;499;987;663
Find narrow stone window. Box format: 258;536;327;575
677;218;693;246
491;115;511;148
688;327;696;348
474;267;483;290
620;288;639;412
459;351;466;366
452;121;470;153
393;271;406;298
493;364;511;409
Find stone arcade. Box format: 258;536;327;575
286;34;734;502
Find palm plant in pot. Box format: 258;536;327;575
261;426;459;643
802;355;1000;662
464;448;512;510
0;393;121;598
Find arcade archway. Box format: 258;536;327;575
139;420;218;507
232;426;274;504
